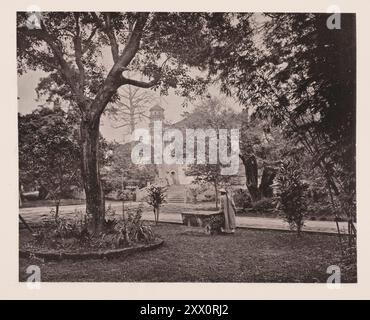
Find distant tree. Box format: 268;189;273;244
18;106;81;216
239;110;285;202
104;142;157;192
19;105;114;217
185;97;238;209
187;164;229;210
108;83;155;134
188;182;207;204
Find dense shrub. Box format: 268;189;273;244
48;209;90;242
277;161;308;236
306;201;335;218
209;214;225;234
233;189;252;210
187;184;207;203
34;207;155;250
112;207;155;246
340;244;357;280
105;189;136;201
122;189;136;201
252;198;276;212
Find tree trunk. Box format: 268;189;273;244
242;154;261;202
297;224;302;237
214;182;219;210
156;207;160;224
80;118;105;233
259;166;277;198
153;207;159;225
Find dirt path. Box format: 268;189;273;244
19;201;350;235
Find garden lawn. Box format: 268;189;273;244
19;223;356;282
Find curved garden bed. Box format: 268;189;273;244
19;238;164;261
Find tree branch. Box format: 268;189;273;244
18;24;86;111
120;76;159;88
82;26;98;54
73;13;85;94
91;12;119;63
119;56;169;88
91;13;150;123
112;123;131;129
114;12;149;70
104;13;119;63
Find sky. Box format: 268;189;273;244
17;72;242;143
18;70;198;143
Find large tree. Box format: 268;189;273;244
17;12;255;231
239;110;286;202
18;105;81;214
19;104;114;210
212;13;356;236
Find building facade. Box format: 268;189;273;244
148;104;246;187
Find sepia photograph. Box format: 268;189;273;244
16;10;356;284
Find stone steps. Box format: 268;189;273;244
165;185;186;203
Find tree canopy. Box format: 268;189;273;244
18;105;81;201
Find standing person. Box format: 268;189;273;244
219;188;237;234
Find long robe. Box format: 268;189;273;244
220;193;236;232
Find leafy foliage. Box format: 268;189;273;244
233;188;252;210
209;214;225;234
277;160;308;235
252;198;276;213
50;209;91;244
187;183;207;203
239;110;286;202
19;105;115;204
206;12;356;241
33;206;155;251
103;142;157;193
340;243;357;280
185;97;239;209
18;106;81;202
112;207;155;246
145;184;167;224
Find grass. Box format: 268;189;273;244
182;202;339;221
19;223;356;283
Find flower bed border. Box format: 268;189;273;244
19;238;164;261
